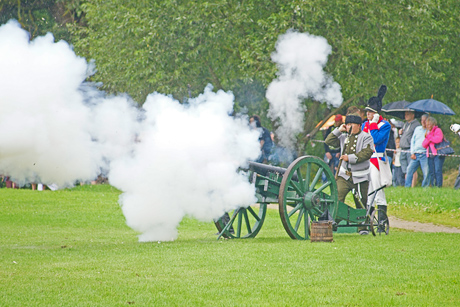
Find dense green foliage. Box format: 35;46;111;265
67;0;460;157
3;1;460;158
0;0;83;41
1;185;460;305
69;1;460;105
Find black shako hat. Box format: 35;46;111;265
365;85;387;113
345;112;362;125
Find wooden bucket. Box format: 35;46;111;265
310;221;333;242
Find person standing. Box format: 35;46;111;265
450;123;460;189
399;110;421;183
322;114;343;180
405;114;429;187
386;126;396;167
392;137;405;186
422;117;445;187
362;85;391;224
325;111;374;215
249;115;273;163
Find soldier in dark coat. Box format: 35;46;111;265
323;114;343;177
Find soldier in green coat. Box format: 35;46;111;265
325;111;374;208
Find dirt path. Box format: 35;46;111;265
266;204;460;233
389;216;460;233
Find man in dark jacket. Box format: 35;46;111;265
323;114;343;179
250;115;273;163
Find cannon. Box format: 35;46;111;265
214;155;389;239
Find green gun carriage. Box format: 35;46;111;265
215;155;389;239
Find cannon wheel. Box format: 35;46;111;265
370;209;390;236
214;204;267;239
279;156;338;240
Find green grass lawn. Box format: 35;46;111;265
1;185;459;306
386;187;460;228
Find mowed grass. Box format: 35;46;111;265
385;187;460;228
1;185;460;306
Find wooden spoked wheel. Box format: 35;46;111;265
214;204;267;239
370;209;390;236
279;156;338;240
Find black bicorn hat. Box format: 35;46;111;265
345;112;363;125
365;85;387;113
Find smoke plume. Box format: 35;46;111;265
0;20;139;187
266;30;343;148
0;20;260;242
109;86;260;241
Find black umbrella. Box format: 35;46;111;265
381;100;426;119
406;98;455;115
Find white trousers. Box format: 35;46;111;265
367;162;388;207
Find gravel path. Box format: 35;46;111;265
266;204;460;233
389;216;460;233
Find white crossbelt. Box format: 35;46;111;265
341;166;370;177
371;152;384;158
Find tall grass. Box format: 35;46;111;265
1;185;459;306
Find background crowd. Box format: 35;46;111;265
2;109;457;190
324;110;455;189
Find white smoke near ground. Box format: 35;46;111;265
0;20;261;242
109;85;260;241
266;30;343;148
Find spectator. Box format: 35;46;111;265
386;123;396;167
392;137;405;186
399;111;421;182
390;118;403;134
422;116;445;187
450;124;460;189
322;114;343;180
4;176;18;189
249;115;273;163
268;131;297;166
359;108;367;121
405;114;430;187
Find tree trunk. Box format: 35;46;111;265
297;100;320;151
300;94;362;153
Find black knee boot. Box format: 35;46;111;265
378;205;387;221
377;205;387;232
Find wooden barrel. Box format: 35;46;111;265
310;221;333;242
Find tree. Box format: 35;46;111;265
70;0;268;102
0;0;82;41
68;0;460;155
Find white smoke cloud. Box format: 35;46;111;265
0;20;261;242
109;85;260;242
0;20;138;187
88;93;141;167
0;20;97;186
266;30;343;148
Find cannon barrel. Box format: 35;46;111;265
248;161;288;175
246;161;298;181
